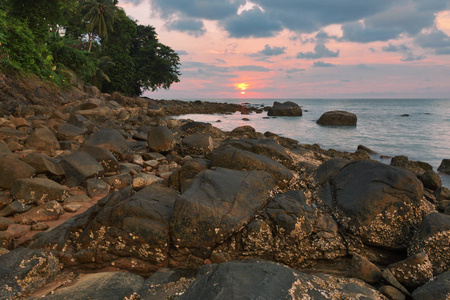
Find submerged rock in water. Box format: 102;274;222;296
267;101;303;117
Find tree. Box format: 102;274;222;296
82;0;120;52
131;25;181;95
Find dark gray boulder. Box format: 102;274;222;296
180;133;214;155
84;129;133;161
412;270;450;300
0;248;60;299
20;153;64;176
0;156;36;189
171;168;276;251
438;159;450;174
178;260;385;300
26;127;60;153
79;144;119;173
332;160;426;249
10;178;69;205
34;271;144;300
390;155;433;176
267;101;302;116
179;121;226;138
56;123;87;141
408;212;450;275
316;110;357;126
418;170;442;190
168;158;209;193
387;252;433;290
59;151;104;187
147;125;175;152
210;146;295;189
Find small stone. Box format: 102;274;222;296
13;201;64;224
132;173;163;190
6;224;31;239
381;269;410;296
31;222;49;231
102;173;133;190
64;194;91;203
0;201;32;217
351;254;382;284
438;159;450;174
387;251;433;290
0;231;11;248
379;285;406;300
144;160;160;168
86;178;110;198
63;204;83;213
0;217;14;231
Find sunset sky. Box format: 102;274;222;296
118;0;450;99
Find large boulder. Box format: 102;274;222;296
79;144;120;173
412;270;450;300
408;212;450;275
329;160;427;249
30;185;178;273
171;168;276;251
179;260;385;300
390;155;433;176
33;272;144;300
20;153;64;176
25;127;61;153
84;129;133;161
210;146;295;189
179;121;226;138
59;151;104;187
10;178;69;205
0;156;36;189
316;110;357;126
180;133;214;155
0;248;61;299
267;101;302;116
147;126;175;153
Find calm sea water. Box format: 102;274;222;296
174;98;450;187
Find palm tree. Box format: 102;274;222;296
82;0;119;52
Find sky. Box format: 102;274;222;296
118;0;450;99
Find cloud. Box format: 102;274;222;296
401;52;426;61
258;44;286;56
165;18;206;37
176;50;188;55
313;61;336;67
286;68;305;73
297;43;339;59
234;65;271;72
221;7;283;38
415;27;450;54
381;43;410;52
216;58;227;64
151;0;245;20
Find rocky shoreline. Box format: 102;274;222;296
0;78;449;299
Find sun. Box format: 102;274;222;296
234;82;250;95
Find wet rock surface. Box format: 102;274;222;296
316;110;357;126
0;80;448;299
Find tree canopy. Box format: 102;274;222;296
0;0;181;96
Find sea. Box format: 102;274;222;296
172;98;450;188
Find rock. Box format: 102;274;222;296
66;113;94;131
267;101;302;116
412;270;450;300
381;269;410;296
390;155;433;176
147;126;176;152
20;153;64;176
0;217;14;231
0;143;12;156
59;151;104;187
438;159;450;174
179;260;385;300
418;170;442;190
6;223;31;238
181;133;214;155
351;254;382;284
86;178;110;198
26;127;60;153
179;121;226;138
0;248;61;299
168;159;209;193
84;129;133;161
171;168;276;251
102;173;133;190
137;268;193;300
210;146;295;189
0;231;11;248
378;285;406;300
13;200;64;224
10;178;69;205
314;158;350;186
31;222;50;231
132;173;164;190
387;251;433;290
331;160;426;249
435;187;450;201
0;201;32;217
56;123;86;141
62;203;83;213
79;144;120;173
35;271;144;300
316;110;357;126
0;156;36;189
31;186;178;272
357;144;377;154
217;139;295;169
230;126;264;139
408;212;450;275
